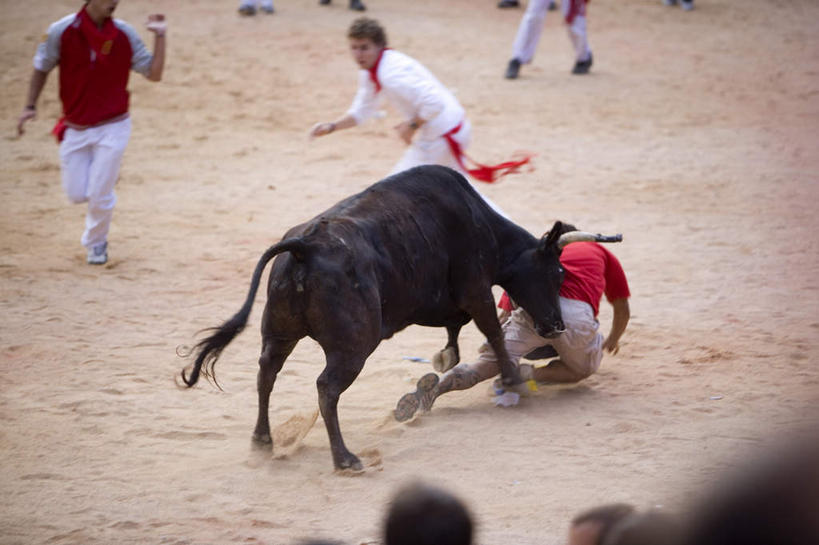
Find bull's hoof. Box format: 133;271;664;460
501;371;523;387
432;346;459;373
252;432;272;447
335;455;363;472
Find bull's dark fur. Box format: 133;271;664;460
182;165;566;470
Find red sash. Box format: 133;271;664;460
52;117;68;143
442;123;533;183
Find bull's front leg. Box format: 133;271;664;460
468;298;522;387
485;330;522;387
252;337;297;447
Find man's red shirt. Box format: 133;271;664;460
499;242;629;317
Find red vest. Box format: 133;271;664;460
58;12;133;126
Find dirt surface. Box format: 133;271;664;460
2;0;818;544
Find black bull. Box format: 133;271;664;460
181;165;569;470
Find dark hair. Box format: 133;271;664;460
601;511;681;545
347;17;387;47
681;436;819;545
384;482;473;545
572;503;635;544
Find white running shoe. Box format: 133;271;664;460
87;242;108;265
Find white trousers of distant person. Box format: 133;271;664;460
239;0;274;9
59;117;131;250
511;0;591;64
389;119;508;218
461;296;604;382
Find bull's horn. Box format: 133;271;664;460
558;231;623;248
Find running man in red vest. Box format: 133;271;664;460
309;17;530;202
394;223;630;421
17;0;166;265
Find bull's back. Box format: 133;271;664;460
272;166;503;337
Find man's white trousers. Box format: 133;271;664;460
59;117;131;249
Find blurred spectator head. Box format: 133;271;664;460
384;481;473;545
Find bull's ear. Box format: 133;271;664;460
538;221;563;253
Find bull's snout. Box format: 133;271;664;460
535;320;565;339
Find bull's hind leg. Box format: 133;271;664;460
432;324;462;373
252;337;298;446
316;350;369;471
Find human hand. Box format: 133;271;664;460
309;122;336;139
146;14;167;36
602;337;620;355
17;107;36;136
394;121;416;145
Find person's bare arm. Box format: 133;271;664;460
145;14;166;82
17;69;49;135
309;113;357;138
602;298;630;354
395;116;424;145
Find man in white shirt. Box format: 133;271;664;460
310;17;529;191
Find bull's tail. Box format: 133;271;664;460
181;237;308;388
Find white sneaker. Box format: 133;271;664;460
87;242;108;265
260;1;274;12
681;0;694;10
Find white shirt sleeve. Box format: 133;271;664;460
114;19;153;76
32;14;75;73
346;70;380;125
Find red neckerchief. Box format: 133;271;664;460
77;5;118;61
442;123;534;183
368;47;389;93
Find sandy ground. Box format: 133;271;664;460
2;0;819;544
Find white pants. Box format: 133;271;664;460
465;296;604;381
390;119;473;179
59;117;131;249
511;0;591;63
389;120;508;218
239;0;274;8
